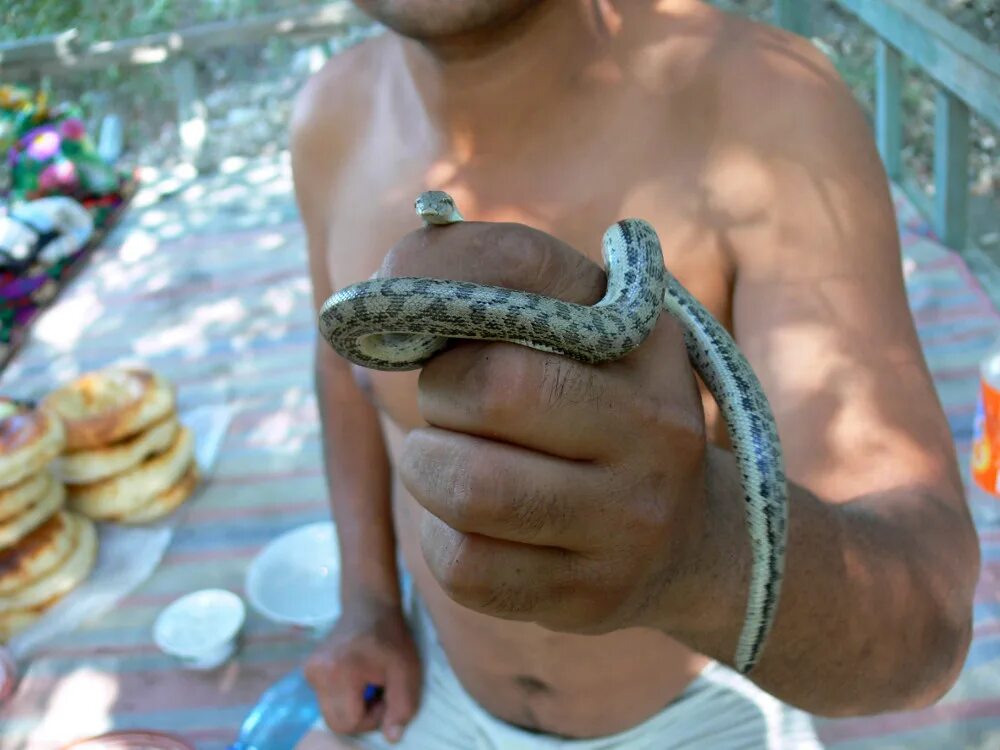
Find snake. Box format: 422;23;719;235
318;191;788;675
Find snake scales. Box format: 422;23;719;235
318;191;788;674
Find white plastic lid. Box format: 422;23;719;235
153;589;245;658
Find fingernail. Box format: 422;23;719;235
385;724;403;742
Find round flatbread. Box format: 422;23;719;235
0;471;51;523
0;400;65;490
0;510;76;595
0;512;96;613
0;475;64;551
58;416;179;485
67;426;194;520
116;461;200;525
42;368;175;451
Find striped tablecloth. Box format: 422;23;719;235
0;156;997;749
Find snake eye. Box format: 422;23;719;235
415;190;463;224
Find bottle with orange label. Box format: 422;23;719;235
972;336;1000;515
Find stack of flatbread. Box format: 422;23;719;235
0;399;97;643
44;368;199;524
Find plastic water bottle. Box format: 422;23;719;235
228;669;320;750
972;337;1000;523
229;669;383;750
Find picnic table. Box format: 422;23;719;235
0;152;998;749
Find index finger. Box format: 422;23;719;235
378;221;606;307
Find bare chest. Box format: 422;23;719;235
323;149;736;432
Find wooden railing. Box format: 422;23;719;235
774;0;1000;250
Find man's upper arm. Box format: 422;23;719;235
725;35;964;509
291;59;358;313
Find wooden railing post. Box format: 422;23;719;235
875;39;903;181
172;56;207;166
933;89;970;249
774;0;813;37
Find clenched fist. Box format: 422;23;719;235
306;597;422;743
379;221;711;636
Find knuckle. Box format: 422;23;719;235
451;448;493;528
593;467;671;549
434;537;499;612
623;471;673;536
469;345;536;422
485;223;551;287
539;357;602;410
627;385;706;453
508;483;572;540
453;448;570;542
478;580;536;616
486;223;602;304
380;229;431;278
432;532;477;598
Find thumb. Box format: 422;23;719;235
380;658;421;743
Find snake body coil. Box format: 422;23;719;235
318;191;787;674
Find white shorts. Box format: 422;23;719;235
318;581;824;750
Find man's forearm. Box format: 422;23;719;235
316;344;400;608
660;446;978;716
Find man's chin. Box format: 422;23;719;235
354;0;542;41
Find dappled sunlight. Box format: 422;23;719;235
118;228;159;264
159;220;187;239
132;317;212;358
181;182;207;203
180;208;213;226
244;386;315;453
255;231;287;251
263;285;299;316
33;291;106;352
191;297;249;326
25;667;118;746
245;409;307;452
211;183;253;206
247;162;285;185
281;385;309;408
90;252;170;294
220;155;249;175
742;274;957;505
138;208;170;229
132;296;249;358
426;159;459;187
260;179;294;197
130;187;163;210
144;268;178;294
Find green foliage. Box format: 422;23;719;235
0;0;318;43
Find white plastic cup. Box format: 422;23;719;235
153;589;246;670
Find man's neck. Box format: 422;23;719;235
395;0;617;149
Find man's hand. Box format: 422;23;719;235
306;598;422;743
382;221;711;635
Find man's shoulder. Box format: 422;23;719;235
290;34;388;157
708;13;869;157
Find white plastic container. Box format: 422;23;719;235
245;521;341;631
153;589;245;670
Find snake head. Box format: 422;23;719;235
415;191;465;225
